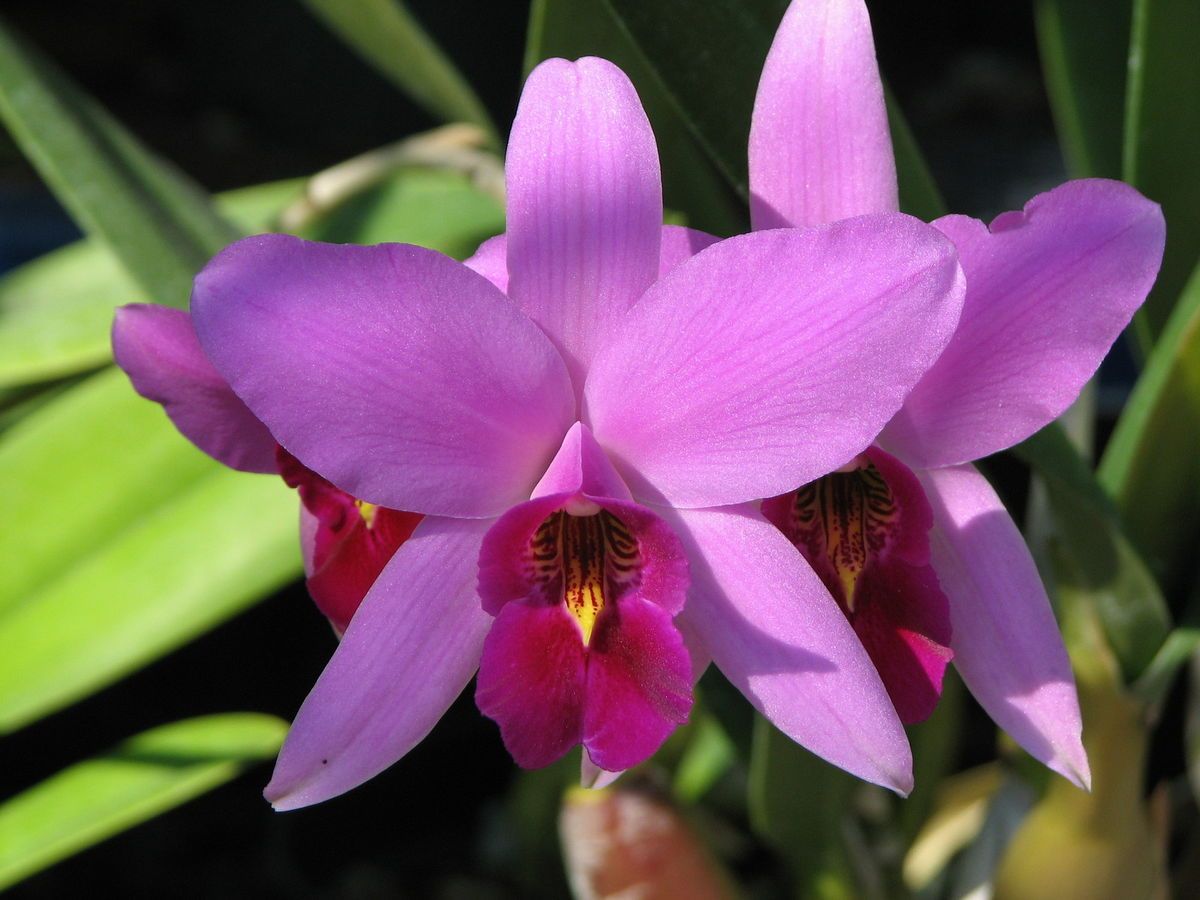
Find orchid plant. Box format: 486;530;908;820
1;0;1197;896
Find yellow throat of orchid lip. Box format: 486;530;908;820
792;459;895;612
354;499;378;528
531;509;641;645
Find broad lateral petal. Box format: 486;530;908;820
112;304;277;473
583;596;693;772
749;0;897;230
265;516;493;810
921;464;1090;788
506;57;662;391
192;234;575;518
670;504;913;794
883;180;1165;468
476;600;587;769
586;216;965;509
464;233;508;293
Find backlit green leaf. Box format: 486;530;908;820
0;714;286;890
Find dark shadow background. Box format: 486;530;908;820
0;2;1090;897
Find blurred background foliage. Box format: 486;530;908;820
0;0;1197;896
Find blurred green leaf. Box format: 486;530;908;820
1133;626;1200;711
1034;0;1132;179
593;0;944;226
0;16;239;308
301;167;503;254
0;369;301;732
1125;0;1200;347
0;168;501;390
748;715;857;899
1100;262;1200;599
299;0;497;146
674;713;737;804
0;180;303;389
900;671;964;842
1015;423;1170;682
526;0;745;235
0;713;286;890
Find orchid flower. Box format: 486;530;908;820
747;0;1166;787
112;304;421;635
140;55;968;809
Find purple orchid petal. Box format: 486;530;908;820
191;234;575;518
265;516;494;810
584;595;693;771
506;57;662;392
463;224;716;302
112;304;277;473
658;225;720;276
476;599;588;768
921;463;1090;788
883;180;1165;468
586;216;965;509
749;0;897;230
670;504;913;793
464;233;508;293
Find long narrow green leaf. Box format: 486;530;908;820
1124;0;1200;346
0;16;239;308
1100;262;1200;599
0;714;286;890
1034;0;1132;179
526;0;745;235
748;715;858;899
0;369;301;731
596;0;944;224
0;167;501;390
0;180;303;389
1015;423;1171;682
299;0;497;145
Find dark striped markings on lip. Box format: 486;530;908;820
788;460;896;613
528;509;641;644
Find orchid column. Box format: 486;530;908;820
748;0;1165;786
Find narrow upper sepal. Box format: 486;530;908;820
750;0;898;229
506;57;662;394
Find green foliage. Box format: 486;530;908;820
0;714;287;890
1125;0;1200;347
0;16;240;309
1034;0;1132;179
298;0;497;145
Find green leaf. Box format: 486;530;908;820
0;179;303;389
1034;0;1132;179
526;0;745;235
0;16;240;308
1015;423;1171;683
673;713;736;803
299;0;497;145
1100;262;1200;599
1124;0;1200;346
748;715;858;899
0;713;286;890
592;0;944;224
0;168;500;390
0;369;301;732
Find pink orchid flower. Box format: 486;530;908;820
747;0;1166;787
114;56;967;809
